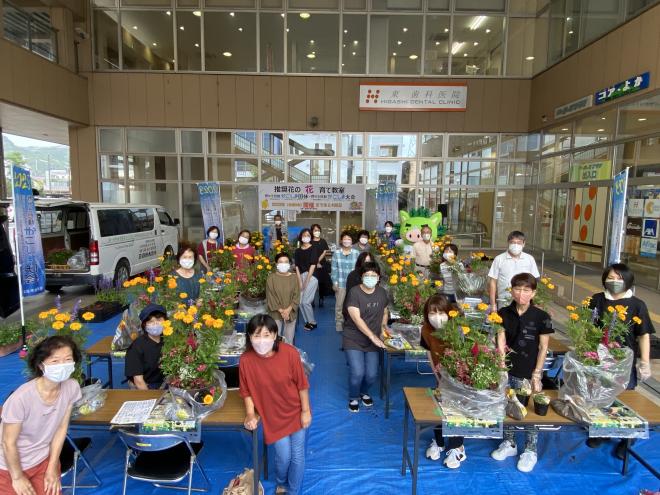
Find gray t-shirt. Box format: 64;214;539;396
342;285;389;352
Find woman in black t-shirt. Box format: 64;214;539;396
310;223;333;307
125;304;168;390
294;229;318;331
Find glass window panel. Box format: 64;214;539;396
574;108;616;147
340;210;363;231
342;15;367;74
262;132;284;154
204;12;256;71
548;0;564;63
94;10;119;69
219;185;259;236
509;0;538;15
121;0;169;5
421;134;443;157
178;0;199;6
424;15;450;75
365;187;415;230
101;181;126;203
583;0;622;44
371;0;421;10
209;157;258;182
539;154;569;183
93;0;117;6
627;0;656;17
181;156;204;180
367;161;416;185
447;135;496;158
288;0;339;8
506;17;537;77
288;159;336;183
417;188;442;213
181;183;203;240
428;0;449;11
260;13;284;72
127;129;176;153
455;0;504;11
260;0;283;6
181;130;202;153
341;134;363;157
497;162;531;186
287;13;339;73
613;141;636;175
636;138;660;179
261;156;286;182
288;132;336;156
208;131;257;154
445;188;493;246
564;1;580;55
128;155;178;180
99;128;123;152
499;134;539;160
541;125;572;155
618;93;660;139
369;15;422;75
121;10;174;70
368;134;416;158
451;15;504;75
493;189;525;248
176;11;201;71
129;182;180;222
100;154;125;179
419;161;442;185
343;0;366;10
204;0;255;6
444;161;495;186
339;160;364;184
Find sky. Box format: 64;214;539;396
3;133;68;149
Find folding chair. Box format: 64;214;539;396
60;434;102;494
117;429;210;495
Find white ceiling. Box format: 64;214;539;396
0;102;70;145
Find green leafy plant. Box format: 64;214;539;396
46;249;74;266
533;393;550;405
235;253;271;299
390;272;439;325
0;320;37;347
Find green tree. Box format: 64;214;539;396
5;151;27;167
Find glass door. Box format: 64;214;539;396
535;188;569;261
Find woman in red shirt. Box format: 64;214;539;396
197;225;220;272
234;229;256;269
239;315;311;495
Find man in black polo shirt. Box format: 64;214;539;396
125;304;167;390
491;273;553;473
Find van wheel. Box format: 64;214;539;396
114;260;130;287
46;285;62;293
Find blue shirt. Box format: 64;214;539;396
331;248;360;289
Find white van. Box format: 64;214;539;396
34;200;179;291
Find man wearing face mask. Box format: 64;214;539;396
0;336;82;495
125;304;168;390
488;231;540;311
412;225;435;278
331;231;360;332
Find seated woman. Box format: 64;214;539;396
0;335;82;495
266;252;300;344
125;304;168;390
174;243;201;303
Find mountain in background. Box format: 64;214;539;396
3;135;69;175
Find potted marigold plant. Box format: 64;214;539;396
209;245;238;273
0;320;37;357
390;272;439;325
235;253;271;312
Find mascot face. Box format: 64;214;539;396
399;211;442;244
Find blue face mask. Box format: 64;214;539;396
362;275;378;289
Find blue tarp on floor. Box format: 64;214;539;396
0;300;658;494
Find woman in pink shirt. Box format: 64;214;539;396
234;229;256;269
0;336;82;495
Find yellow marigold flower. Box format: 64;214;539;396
183;315;194;324
462;303;471;309
540;278;549;285
48;308;58;315
569;313;579;321
198;277;206;284
173;311;185;320
224;278;231;284
477;303;489;311
257;265;263;270
155;276;164;283
607;306;615;313
212;319;224;329
581;299;591;306
38;311;49;320
52;321;65;330
202;314;212;320
147;286;155;294
55;313;70;322
387;258;394;264
434;280;442;287
566;305;576;311
168;280;177;289
401;276;408;283
461;326;471;335
404;260;411;266
194;322;202;330
632;316;642;325
203;394;214;405
177;303;186;309
123;281;130;288
448;310;459;318
266;265;272;270
163;326;173;336
389;276;398;284
69;322;82;331
488;313;503;324
547;284;555;290
82;312;95;321
225;309;235;316
206;271;213;277
188;306;198;315
412;280;419;287
615;305;627;314
618;313;626;321
424;279;430;285
179;292;188;299
245;254;253;260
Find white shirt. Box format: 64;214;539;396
488;251;540;305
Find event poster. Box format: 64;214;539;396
197;182;224;242
608;169;628;266
12;166;45;296
376;181;398;230
259;183;364;212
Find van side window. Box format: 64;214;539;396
130;208;155;233
157;210;173;226
98;209;135;237
38;210;63;234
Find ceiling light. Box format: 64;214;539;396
409;54;418;60
403;27;408;32
306;53;316;59
194;43;199;47
561;128;569;131
342;63;345;66
152;42;157;46
597;128;605;132
166;11;171;15
566;17;571;21
444;28;449;33
132;25;138;30
473;41;479;46
229;12;235;17
392;52;397;56
435;41;440;46
280;13;284;17
310;40;314;44
238;27;243;32
485;28;491;33
353;40;358;45
299;12;310;19
286;28;289;32
469;16;486;31
397;40;402;45
310;66;315;70
344;29;348;34
638;117;647;121
601;117;606;120
179;26;184;31
568;30;574;34
223;51;232;57
352;51;356;56
463;53;468;57
343;44;346;47
525;56;535;60
193;10;201;17
451;41;464;55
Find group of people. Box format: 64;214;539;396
0;221;655;494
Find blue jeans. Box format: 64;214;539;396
345;349;380;400
272;428;306;495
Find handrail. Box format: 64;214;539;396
2;0;58;63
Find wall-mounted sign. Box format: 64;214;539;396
359;82;467;111
627;198;644;217
643;198;660;217
554;95;593;119
640;237;657;258
569;160;612;182
595;72;650;105
259;183;365;212
626;217;642;236
643;218;659;239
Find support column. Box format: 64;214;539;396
0;127;6;200
69;126;99;202
50;7;76;72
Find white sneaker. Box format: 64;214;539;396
491;440;517;461
517;450;537;472
425;439;444;460
443;447;467;469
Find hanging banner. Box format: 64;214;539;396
608;169;629;265
259;183;364;212
197;182;224;242
376;181;398;228
359;82;467;111
12;166;45;296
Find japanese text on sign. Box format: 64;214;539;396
359;83;467;111
595;72;650;105
259;183;365;212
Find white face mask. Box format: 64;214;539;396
342;239;353;247
208;231;219;240
359;237;368;245
385;226;393;233
508;243;523;256
313;231;321;238
362;275;378;288
277;262;290;273
252;338;275;355
443;252;455;261
422;234;432;242
180;258;194;269
429;313;449;329
275;220;282;226
42;362;75;383
145;322;164;336
302;236;311;244
239;236;249;245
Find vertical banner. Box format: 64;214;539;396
197;182;224;242
12;166;45;296
376;181;398;229
608;169;629;265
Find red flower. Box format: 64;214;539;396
602;327;610;346
18;349;27;359
197;364;207;372
187;334;198;349
471;342;480;357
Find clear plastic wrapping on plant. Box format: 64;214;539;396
112;303;141;351
168;370;228;420
296;347;315;375
452;271;488;298
390;322;422;346
505;393;527;420
439;367;507;420
73;380;107;416
559;345;633;409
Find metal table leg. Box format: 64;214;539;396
401;399;409;476
385;352;392;419
412;423;420;495
252;428;259;486
106;356;114;389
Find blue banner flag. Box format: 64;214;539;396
608;168;629;266
197;182;224;243
376;181;398;230
12;166;46;296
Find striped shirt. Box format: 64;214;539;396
440;261;463;296
331;248;360;289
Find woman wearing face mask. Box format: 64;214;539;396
331;231;360;333
344;251;374;299
268;214;288;250
294;229;318;331
0;335;82;495
234;229;256;269
267;253;301;344
240;315;311;495
439;244;462;303
125;304;168;390
412;225;434;278
174;243;201;303
419;295;466;469
342;262;389;412
355;230;372;253
379;221;399;249
197;225;221;272
310;224;333;308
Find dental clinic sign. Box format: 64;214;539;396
595;72;650;105
359;82;467;111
